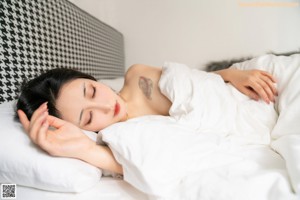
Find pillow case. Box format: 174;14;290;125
0;101;102;192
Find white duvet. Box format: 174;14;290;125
98;54;300;200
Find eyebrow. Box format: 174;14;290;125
78;82;86;125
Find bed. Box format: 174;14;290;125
98;55;300;200
1;0;300;200
0;0;147;199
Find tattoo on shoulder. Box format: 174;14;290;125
139;76;153;100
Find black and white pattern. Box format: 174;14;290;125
0;0;125;103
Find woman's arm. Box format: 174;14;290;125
17;102;123;174
213;68;278;104
81;143;123;174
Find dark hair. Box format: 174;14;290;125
15;68;96;121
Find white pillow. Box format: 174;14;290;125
0;101;102;192
98;77;124;92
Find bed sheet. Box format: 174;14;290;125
10;177;147;200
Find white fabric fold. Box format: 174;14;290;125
98;54;300;199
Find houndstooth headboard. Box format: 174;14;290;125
0;0;125;104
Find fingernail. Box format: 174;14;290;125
42;120;49;127
42;102;48;109
264;98;269;104
252;95;258;101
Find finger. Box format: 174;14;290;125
256;78;274;102
248;80;270;103
260;75;278;100
241;87;259;101
35;119;57;156
17;109;30;132
36;119;50;149
47;115;67;129
28;111;48;142
261;74;278;96
260;71;277;83
30;102;48;125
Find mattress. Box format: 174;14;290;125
13;177;147;200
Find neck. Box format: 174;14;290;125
118;92;130;121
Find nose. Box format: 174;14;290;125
88;97;114;114
93;102;114;114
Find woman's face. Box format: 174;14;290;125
56;78;127;132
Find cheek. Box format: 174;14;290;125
99;86;116;99
91;113;112;131
56;92;85;126
57;102;80;125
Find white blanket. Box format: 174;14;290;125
231;54;300;194
99;54;300;199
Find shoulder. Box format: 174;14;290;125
124;64;162;84
125;64;145;80
125;64;161;78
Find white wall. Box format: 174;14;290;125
69;0;300;70
69;0;119;29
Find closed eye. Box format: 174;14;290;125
92;86;96;98
86;111;93;125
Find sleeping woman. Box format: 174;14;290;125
16;54;291;175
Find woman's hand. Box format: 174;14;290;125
17;102;96;160
18;102;123;174
215;68;278;103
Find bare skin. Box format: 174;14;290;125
214;68;277;104
17;64;277;174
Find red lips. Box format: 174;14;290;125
114;101;120;116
